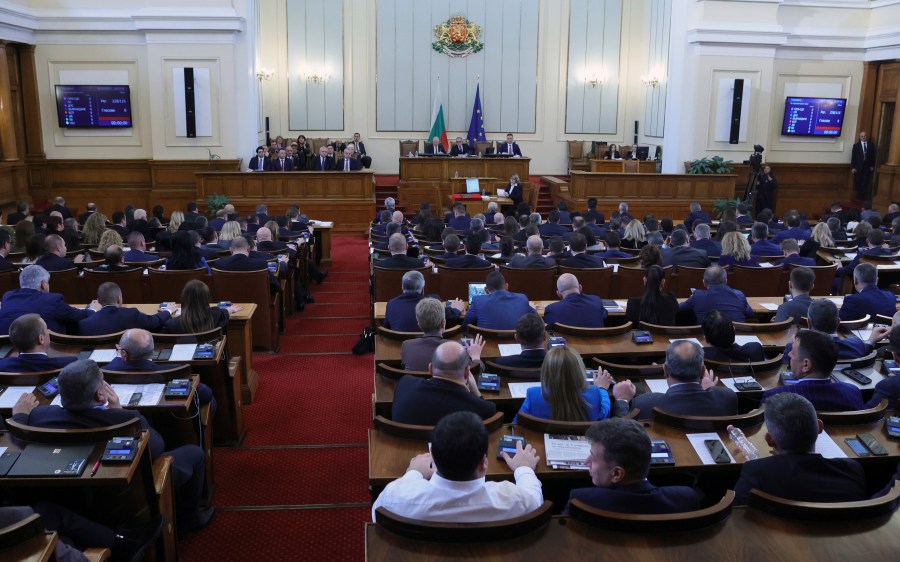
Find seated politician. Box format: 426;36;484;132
566;418;700;513
701;311;766;363
774;266;815;324
516;346;612;422
543;273;607;329
463;270;535;330
391;341;497;425
79;282;175;336
749;222;782;256
0;314;77;372
764;329;863;411
0;265;100;334
493;313;547;372
734;393;866;504
612;340;737;419
372;411;542;522
400;298;483;372
662;229;710;269
34;234;86;271
12;359;212;536
384;270;462;332
212;235;283;295
839;262;897;321
444;235;492;269
104;329;214;408
163;279;239;334
449;136;472;157
507;235;555;268
678;265;753;323
560;233;606;268
781;299;879;363
374;233;425;269
864;325;900;410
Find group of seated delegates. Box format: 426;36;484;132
249;133;371;171
600;143;645;161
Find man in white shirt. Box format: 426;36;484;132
371;411;543;522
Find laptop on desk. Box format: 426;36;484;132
468;283;487;305
7;443;93;477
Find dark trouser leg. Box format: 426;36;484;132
166;445;206;526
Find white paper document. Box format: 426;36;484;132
758;261;775;268
544;434;590;469
687;433;736;465
719;377;759;392
0;386;36;408
508;382;541;399
611;264;619;273
669;337;702;346
614;300;629;308
110;384;165;406
89;349;117;363
760;303;779;311
842;253;857;261
815;431;848;459
169;344;197;361
497;344;522;357
733;335;762;346
643;379;669;394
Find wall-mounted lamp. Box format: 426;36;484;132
304;69;330;84
255;67;274;81
641;74;660;88
585;72;608;88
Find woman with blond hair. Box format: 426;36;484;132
216;221;243;249
97;229;123;253
621;219;647;250
81;212;108;246
515;346;612;422
718;231;759;270
800;221;835;257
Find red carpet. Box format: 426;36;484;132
181;235;373;561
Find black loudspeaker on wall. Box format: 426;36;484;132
729;79;743;145
265;117;270;146
634;121;639;145
183;67;196;138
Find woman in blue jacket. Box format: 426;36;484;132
517;346;612;421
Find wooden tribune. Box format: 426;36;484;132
397;157;530;211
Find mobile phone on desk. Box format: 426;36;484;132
497;435;526;459
157;348;172;361
632;330;653;344
704;439;731;464
548;336;566;348
886;417;900;439
476;373;499;392
884;360;900;376
650;440;675;465
845;437;871;457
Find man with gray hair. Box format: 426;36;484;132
662;228;710;269
391;341;497;425
780;298;884;362
0;265;99;334
508;235;555;268
255;204;272;225
684;202;712;231
543;273;607;329
485;201;499;224
733;393;866;504
384;270;463;331
611;340;737;419
679;265;753;323
375;233;425;269
690;222;721;257
400;298;484;372
12;359;212;536
618;202;633;222
839;262;896;320
749;222;781;256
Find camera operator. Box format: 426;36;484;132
755;165;777;215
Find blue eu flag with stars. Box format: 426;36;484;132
467;84;486;149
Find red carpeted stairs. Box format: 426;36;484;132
179;236;373;561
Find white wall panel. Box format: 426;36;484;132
644;0;670;138
376;0;539;134
565;0;621;134
287;0;344;131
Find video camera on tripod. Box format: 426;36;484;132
744;144;765;202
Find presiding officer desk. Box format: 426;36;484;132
366;507;900;561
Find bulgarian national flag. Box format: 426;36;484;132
428;87;449;150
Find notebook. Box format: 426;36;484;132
7;443;94;477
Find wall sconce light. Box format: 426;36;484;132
255;67;274;81
585;72;608;88
305;69;330;84
641;74;660;88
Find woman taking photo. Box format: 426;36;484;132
163;279;242;334
624;265;678;325
516;346;612;422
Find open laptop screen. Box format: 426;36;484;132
468;282;487;305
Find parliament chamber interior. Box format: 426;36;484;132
2;0;900;560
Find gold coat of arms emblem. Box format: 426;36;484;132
432;15;484;58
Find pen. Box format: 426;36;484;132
90;459;100;477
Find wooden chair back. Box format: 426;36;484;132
100;364;193;383
310;137;331;153
48;268;85;304
499;265;557;301
82;267;146;303
474;141;494;156
399;140;419;156
669;266;707;298
593;358;664;379
639;321;702;335
211;268;280;351
124;257;165;268
373;266;432;303
729;265;782;298
376;325;462;341
0;512;46;550
817;400;888;425
484;360;542;380
837;349;878;369
375;363;430;382
747;483;900;521
468;326;517;340
373;411;504;440
557;266;613;298
791;263;838;296
838;315;871;330
5;417;142;443
704;354;784;375
150;327;223;345
48;330;126;346
603;255;641;266
568;491;735;532
515;412;594;435
0;269;20;296
435;265;495;302
374;501;553;542
733;318;794;333
651;406;766;430
0;369;64;388
552;323;631;338
147;268;209;303
612;266;647;299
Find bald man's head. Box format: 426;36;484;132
556;273;580;297
119;329;155;361
255;228;272;242
429;341;471;382
526;235;544;255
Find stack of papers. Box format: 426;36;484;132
815;431;848;459
170;344;197;361
760;303;779;311
497;344;522;357
508;382;540;398
110;384;165;406
89;349;117;362
544;434;590;470
602;300;624;313
733;335;763;345
0;387;37;408
643;379;669;394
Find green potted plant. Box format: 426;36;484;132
712;198;741;219
204;193;229;217
687;156;734;174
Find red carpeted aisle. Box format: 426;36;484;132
179;235;373;561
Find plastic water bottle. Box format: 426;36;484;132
727;425;759;460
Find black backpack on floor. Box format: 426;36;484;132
352;326;375;355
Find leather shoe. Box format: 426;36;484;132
315;269;328;284
113;513;164;562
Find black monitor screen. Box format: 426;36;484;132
55;85;133;128
781;97;846;137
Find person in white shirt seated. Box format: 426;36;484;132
371;411;543;522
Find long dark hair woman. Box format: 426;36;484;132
165;230;210;272
163;279;242;333
624;264;678;326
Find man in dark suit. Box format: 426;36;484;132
7;201;28;225
78;202;97;226
679;265;753;323
538;210;568;237
375;234;426;269
612;340;738;419
0;266;100;334
464;270;536;330
349;132;372;168
547;236;572;263
749;222;782;256
864;325;900;410
383;270;462;332
772;212;811;243
735;203;754;227
567;418;700;513
447;204;472;232
774;266;815;324
683;202;712;231
493;313;547;371
0;229;17;272
11;359;212;536
560;233;606;269
213;235;283;295
734;393;866;504
248;146;271;172
309;146;334;171
400;298;481;372
449;136;473;157
662;229;710;269
108;211;129;238
840;262;897;321
690;223;721;258
775;238;815;269
596;231;631;260
497;133;523;156
35;234;86;271
123;232;157;263
556;202;572;224
783;299;875;363
272;148;293;171
0;314;77;372
336;147;362;172
543;273;607;329
851;131;877;200
424;137;446;155
391;341;497;425
583;198;605;225
45;196;72;220
254;204;274;226
764;329;863;411
445;236;492;269
508;236;555;268
79;282;174;336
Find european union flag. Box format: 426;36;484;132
467;84;486;149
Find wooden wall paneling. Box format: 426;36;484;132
17;45;44;159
